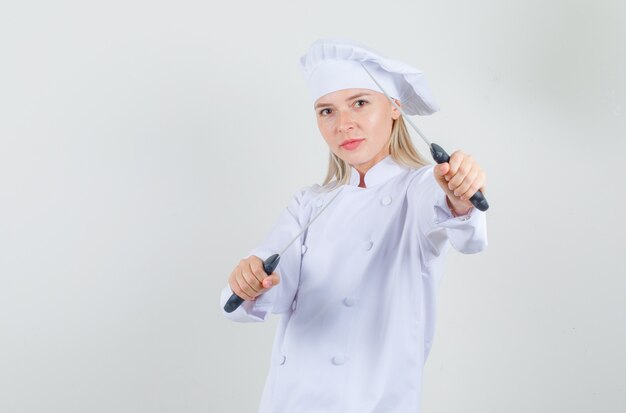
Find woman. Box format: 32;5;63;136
219;38;488;413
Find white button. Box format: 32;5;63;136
279;355;286;365
291;299;297;311
343;297;357;307
381;196;392;206
332;354;347;365
315;198;324;207
362;240;373;251
301;244;308;254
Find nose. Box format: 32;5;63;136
336;109;355;133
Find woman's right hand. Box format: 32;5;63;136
228;255;281;301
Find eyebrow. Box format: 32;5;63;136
314;92;372;109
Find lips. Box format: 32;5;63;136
340;138;365;147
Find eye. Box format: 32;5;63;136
319;108;332;116
354;99;369;107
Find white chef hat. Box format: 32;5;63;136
299;37;440;116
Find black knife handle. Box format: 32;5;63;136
223;253;281;313
430;143;489;212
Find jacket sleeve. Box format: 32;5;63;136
410;165;488;256
219;186;310;323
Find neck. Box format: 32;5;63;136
358;175;366;188
354;150;390;186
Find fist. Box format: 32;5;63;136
228;255;280;301
433;150;486;211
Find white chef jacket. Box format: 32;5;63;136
219;154;487;413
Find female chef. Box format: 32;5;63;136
219;38;488;413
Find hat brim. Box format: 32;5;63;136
300;38;440;116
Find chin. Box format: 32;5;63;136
341;153;372;166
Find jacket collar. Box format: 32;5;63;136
348;154;409;188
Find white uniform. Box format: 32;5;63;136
220;154;488;412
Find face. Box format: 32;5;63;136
314;88;401;173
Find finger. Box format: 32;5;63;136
233;274;256;301
241;266;263;295
434;162;449;180
262;273;280;289
447;150;465;178
453;168;478;198
235;263;262;300
448;156;473;191
270;273;280;285
241;259;264;289
249;259;268;284
445;151;464;181
445;151;461;181
460;170;486;200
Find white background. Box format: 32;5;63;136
1;0;624;412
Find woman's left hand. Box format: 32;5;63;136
433;150;486;215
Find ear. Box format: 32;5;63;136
391;98;402;120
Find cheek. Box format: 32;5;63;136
317;122;334;142
367;113;391;139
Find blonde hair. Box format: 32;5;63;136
319;116;430;191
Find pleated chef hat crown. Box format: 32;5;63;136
299;37;440;116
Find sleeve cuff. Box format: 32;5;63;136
432;192;488;254
434;193;476;225
219;283;275;323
